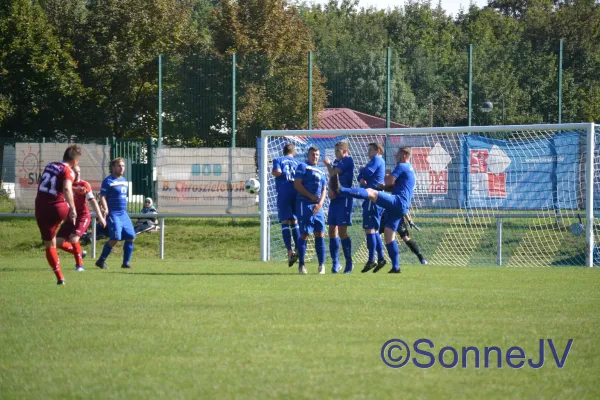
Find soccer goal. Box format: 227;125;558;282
259;123;598;267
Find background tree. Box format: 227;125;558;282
0;0;85;141
211;0;327;142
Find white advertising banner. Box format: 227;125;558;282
157;147;257;214
15;143;110;210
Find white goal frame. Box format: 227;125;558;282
260;123;596;267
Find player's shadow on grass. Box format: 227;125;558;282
116;272;290;276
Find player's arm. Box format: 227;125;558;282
63;179;77;224
323;158;342;176
313;181;327;215
359;162;377;187
89;198;106;227
98;194;109;217
293;178;318;202
404;212;420;231
271;159;282;177
380;168;396;192
98;179;110;217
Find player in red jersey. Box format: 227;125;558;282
56;166;106;272
34;145;81;285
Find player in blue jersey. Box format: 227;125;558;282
323;141;355;274
272;143;300;267
356;142;389;273
95;158;136;269
332;147;415;273
293;146;327;275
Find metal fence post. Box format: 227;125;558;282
92;216;97;259
558;39;563;124
308;51;313;130
386;46;391;128
496;217;502;266
159;217;165;260
468;44;473;126
158;54;163;148
232;53;236;148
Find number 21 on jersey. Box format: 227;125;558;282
39;172;58;196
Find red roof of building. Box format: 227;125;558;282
316;108;408;130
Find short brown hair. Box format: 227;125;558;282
399;146;411;156
368;142;384;154
283;143;295;155
308;146;319;154
335;141;349;151
63;145;82;162
111;157;125;167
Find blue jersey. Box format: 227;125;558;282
294;162;327;203
332;156;354;198
390;162;416;210
357;155;385;189
272;155;298;197
100;175;129;214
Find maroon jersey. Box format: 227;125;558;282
73;180;93;216
35;162;74;205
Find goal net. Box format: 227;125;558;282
259;124;598;267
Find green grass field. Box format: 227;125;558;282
1;208;600;399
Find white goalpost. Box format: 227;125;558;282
260;123;598;267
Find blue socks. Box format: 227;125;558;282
375;234;386;262
366;233;377;263
123;241;134;265
297;237;307;266
315;237;326;266
329;237;340;267
99;242;113;261
385;240;400;271
341;237;352;267
291;224;300;249
340;187;369;200
282;224;292;251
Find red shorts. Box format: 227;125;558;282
57;214;92;239
35;200;69;241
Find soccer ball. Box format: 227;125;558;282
244;178;260;194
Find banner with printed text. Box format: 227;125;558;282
157;147;257;214
14;143;110;210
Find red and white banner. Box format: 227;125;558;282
469;145;511;198
412;143;451;195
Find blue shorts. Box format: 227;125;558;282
327;197;353;226
296;200;325;235
362;200;384;230
277;191;297;222
376;192;407;231
107;213;136;241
